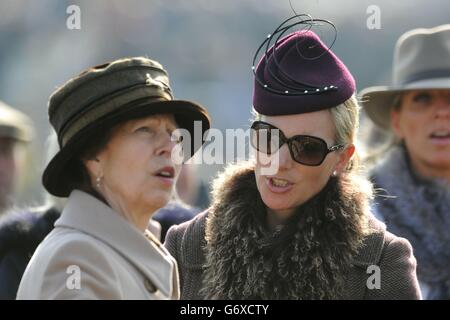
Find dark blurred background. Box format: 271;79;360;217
0;0;449;206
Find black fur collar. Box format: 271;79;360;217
0;206;60;255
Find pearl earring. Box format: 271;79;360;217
332;170;338;177
96;176;103;189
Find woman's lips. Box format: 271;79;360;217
429;131;450;146
265;177;294;194
155;176;175;187
154;166;175;187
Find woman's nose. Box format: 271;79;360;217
275;144;293;170
435;96;450;118
155;132;178;158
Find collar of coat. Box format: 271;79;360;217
55;190;178;298
371;145;450;292
179;163;387;297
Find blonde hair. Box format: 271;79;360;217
329;95;359;145
361;93;403;168
329;95;360;172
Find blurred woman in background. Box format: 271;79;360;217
361;24;450;299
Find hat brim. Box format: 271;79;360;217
359;77;450;130
43;99;211;197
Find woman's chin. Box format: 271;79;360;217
145;193;172;211
430;155;450;167
261;193;293;212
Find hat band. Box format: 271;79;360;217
0;126;27;142
60;87;171;147
399;68;450;86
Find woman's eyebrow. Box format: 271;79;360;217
134;118;179;133
133;118;159;127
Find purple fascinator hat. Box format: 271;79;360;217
252;15;356;115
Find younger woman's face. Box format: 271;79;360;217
254;110;353;221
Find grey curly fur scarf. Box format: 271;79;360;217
201;163;370;299
371;145;450;299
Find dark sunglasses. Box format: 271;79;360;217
250;121;345;166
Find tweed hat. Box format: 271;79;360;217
43;57;210;197
360;24;450;130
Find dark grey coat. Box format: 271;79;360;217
165;210;421;300
165;163;421;300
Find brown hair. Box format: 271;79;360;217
68;126;116;195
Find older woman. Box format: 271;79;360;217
361;25;450;299
17;57;210;299
165;18;421;299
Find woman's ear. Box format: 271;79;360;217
83;157;102;179
333;144;355;175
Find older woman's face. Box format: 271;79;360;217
254;110;352;220
391;90;450;176
88;114;182;217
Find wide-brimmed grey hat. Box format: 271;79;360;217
43;57;211;197
360;24;450;130
0;100;33;142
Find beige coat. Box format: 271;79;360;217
17;190;179;300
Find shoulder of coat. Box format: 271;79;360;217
174;210;208;269
352;213;387;267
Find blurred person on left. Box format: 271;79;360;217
16;57;210;300
0;101;33;214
